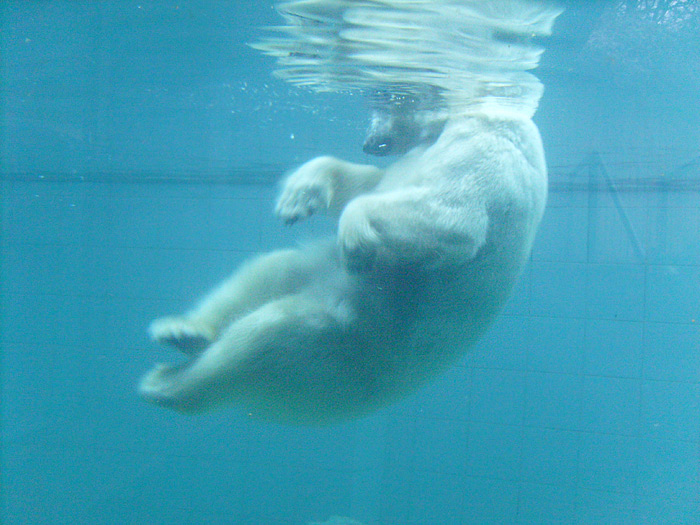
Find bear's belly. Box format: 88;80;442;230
261;239;529;424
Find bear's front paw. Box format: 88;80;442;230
149;317;214;355
338;201;381;273
275;157;335;224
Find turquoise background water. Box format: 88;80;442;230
2;1;699;523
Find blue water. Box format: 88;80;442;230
2;1;699;523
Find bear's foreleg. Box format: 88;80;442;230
276;156;384;224
338;187;489;272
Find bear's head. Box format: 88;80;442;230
362;90;448;156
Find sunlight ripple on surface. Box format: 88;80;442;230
252;0;562;116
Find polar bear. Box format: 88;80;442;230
139;111;547;423
139;0;559;424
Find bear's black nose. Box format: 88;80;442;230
363;136;392;156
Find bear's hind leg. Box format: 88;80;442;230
140;292;357;419
150;245;333;352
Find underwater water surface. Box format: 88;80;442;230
2;1;700;523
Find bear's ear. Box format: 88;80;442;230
415;110;447;145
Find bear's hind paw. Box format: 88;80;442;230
148;317;213;355
139;363;184;408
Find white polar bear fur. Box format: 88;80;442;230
139;112;548;424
